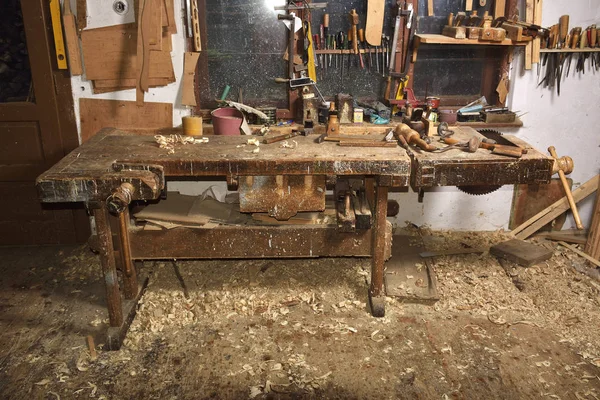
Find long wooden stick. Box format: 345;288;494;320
559;241;600;267
512;175;598;239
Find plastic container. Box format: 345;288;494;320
211;108;243;135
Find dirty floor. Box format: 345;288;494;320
0;230;599;399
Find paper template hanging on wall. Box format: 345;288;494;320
85;0;136;30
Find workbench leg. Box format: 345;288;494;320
118;208;138;300
369;184;388;317
93;207;123;327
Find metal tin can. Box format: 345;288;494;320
353;108;363;123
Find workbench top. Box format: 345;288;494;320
37;128;412;203
408;127;554;188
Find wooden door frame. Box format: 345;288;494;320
0;0;89;243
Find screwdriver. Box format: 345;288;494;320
313;34;321;78
337;32;344;74
328;34;334;67
323;14;330;67
347;29;352;69
320;24;326;75
357;28;366;69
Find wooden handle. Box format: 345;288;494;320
384;76;392;100
447;13;454;26
559;15;569;47
571;27;581;48
548;146;584;230
395;124;436;151
323;14;329;28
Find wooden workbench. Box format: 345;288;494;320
36;126;553;349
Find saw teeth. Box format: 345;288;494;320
457;185;502;196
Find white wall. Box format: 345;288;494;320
70;0;599;231
389;0;600;230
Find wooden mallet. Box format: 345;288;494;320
548;146;584;230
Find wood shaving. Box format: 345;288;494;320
280;140;298;149
154;135;209;154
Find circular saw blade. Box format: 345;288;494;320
457;185;502;196
455;128;504;196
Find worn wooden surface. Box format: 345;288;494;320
512;175;599;240
490;239;553;267
81;24;174;81
409;126;553;188
509;179;572;231
37;128;411;203
79;99;173;143
585;191;600;260
129;223;392;259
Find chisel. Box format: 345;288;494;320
323;14;331;67
358;28;368;69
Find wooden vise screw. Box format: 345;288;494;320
106;182;135;214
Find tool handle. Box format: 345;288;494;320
559;15;569;48
313;34;320;50
323;13;329;28
447;13;454;26
274;78;290;83
384;76;392;100
350;10;359;54
548;146;584;230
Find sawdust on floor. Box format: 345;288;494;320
0;229;599;399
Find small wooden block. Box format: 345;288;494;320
442;26;466;39
467;27;481;40
181;52;200;106
490;239;553;267
480;27;507;41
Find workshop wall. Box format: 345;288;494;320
390;0;600;231
69;0;190;137
508;0;600;231
69;0;599;231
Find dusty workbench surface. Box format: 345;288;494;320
408;127;554;188
37;128;411;203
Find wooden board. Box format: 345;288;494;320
385;234;438;302
191;0;201;51
490;239;553;267
62;1;82;75
146;0;163;51
532;0;542;63
365;0;385;46
509;179;572;231
181;52;200;106
524;0;534;69
81;24;174;81
76;0;87;35
163;0;177;34
494;0;506;19
585;191;600;260
92;77;175;94
535;229;588;245
79;99;173;143
513;175;599;239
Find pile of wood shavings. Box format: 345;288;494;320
154;134;209;154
